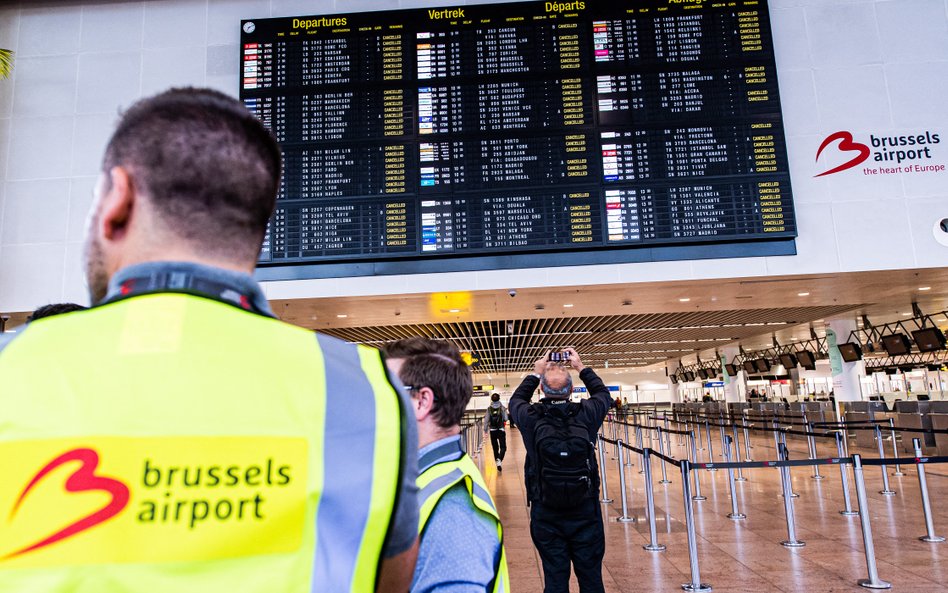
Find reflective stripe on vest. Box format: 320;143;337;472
0;293;403;593
417;454;510;593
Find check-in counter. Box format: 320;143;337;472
845;411;877;449
896;399;935;452
931;414;948;457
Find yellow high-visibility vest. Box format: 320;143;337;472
417;452;510;593
0;292;405;592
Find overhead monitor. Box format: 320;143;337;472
881;333;913;357
837;342;863;363
706;367;719;379
683;371;696;382
724;363;739;376
796;350;816;370
753;358;771;373
778;353;797;369
742;360;757;374
912;328;947;353
670;374;679;385
240;0;797;280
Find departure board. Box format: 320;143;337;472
240;0;796;275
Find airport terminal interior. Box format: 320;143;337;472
1;0;947;591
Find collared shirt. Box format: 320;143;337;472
411;435;500;593
102;260;274;315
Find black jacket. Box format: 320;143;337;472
509;367;613;505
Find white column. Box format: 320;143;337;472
721;347;745;403
826;319;865;402
667;360;682;403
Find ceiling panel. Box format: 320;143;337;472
319;304;862;373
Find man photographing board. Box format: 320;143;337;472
508;348;613;593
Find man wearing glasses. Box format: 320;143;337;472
385;338;509;593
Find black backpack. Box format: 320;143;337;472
531;403;595;509
488;406;504;429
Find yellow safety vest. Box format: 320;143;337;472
0;292;405;592
417;453;510;593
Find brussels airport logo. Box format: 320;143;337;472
1;438;305;566
6;448;129;559
815;130;945;177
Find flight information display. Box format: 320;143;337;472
240;0;795;273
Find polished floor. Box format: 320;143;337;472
476;423;948;593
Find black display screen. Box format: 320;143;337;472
240;0;796;277
837;342;863;363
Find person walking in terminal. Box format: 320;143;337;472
385;337;510;593
509;347;613;593
484;392;509;471
0;88;420;593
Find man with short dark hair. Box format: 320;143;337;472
26;303;87;322
509;348;613;593
0;88;418;593
385;337;509;593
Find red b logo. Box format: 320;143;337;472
6;448;130;558
815;131;870;177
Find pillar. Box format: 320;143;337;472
721;347;745;403
826;319;865;403
667;360;682;403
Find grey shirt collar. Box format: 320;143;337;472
102;261;274;317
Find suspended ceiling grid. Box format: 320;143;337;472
319;304;862;373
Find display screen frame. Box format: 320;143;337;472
881;333;913;357
912;328;947;353
242;0;798;281
837;342;863;363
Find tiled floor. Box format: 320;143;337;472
477;423;948;592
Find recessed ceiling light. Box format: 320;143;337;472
448;309;461;313
919;286;931;291
679;298;690;302
798;292;810;297
337;314;348;318
563;303;574;308
902;312;912;316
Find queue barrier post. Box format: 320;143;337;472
874;425;895;496
636;426;646;474
852;454;893;589
732;425;747;482
778;443;805;548
642;448;666;552
616;440;635;523
780;431;798;498
680;460;712;593
688;430;706;501
807;422;824;481
657;428;672;484
836;431;859;516
665;418;674;459
611;419;620;460
719;425;728;462
724;435;745;520
913;438;945;543
597;436;614;504
743;424;753;460
624;422;634;467
697;420;707;452
705;421;717;470
889;418;905;476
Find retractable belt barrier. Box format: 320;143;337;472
597;414;948;591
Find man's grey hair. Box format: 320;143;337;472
541;373;573;398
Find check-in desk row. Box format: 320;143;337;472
843;400;948;455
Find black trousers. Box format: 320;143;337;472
529;501;605;593
489;429;507;461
